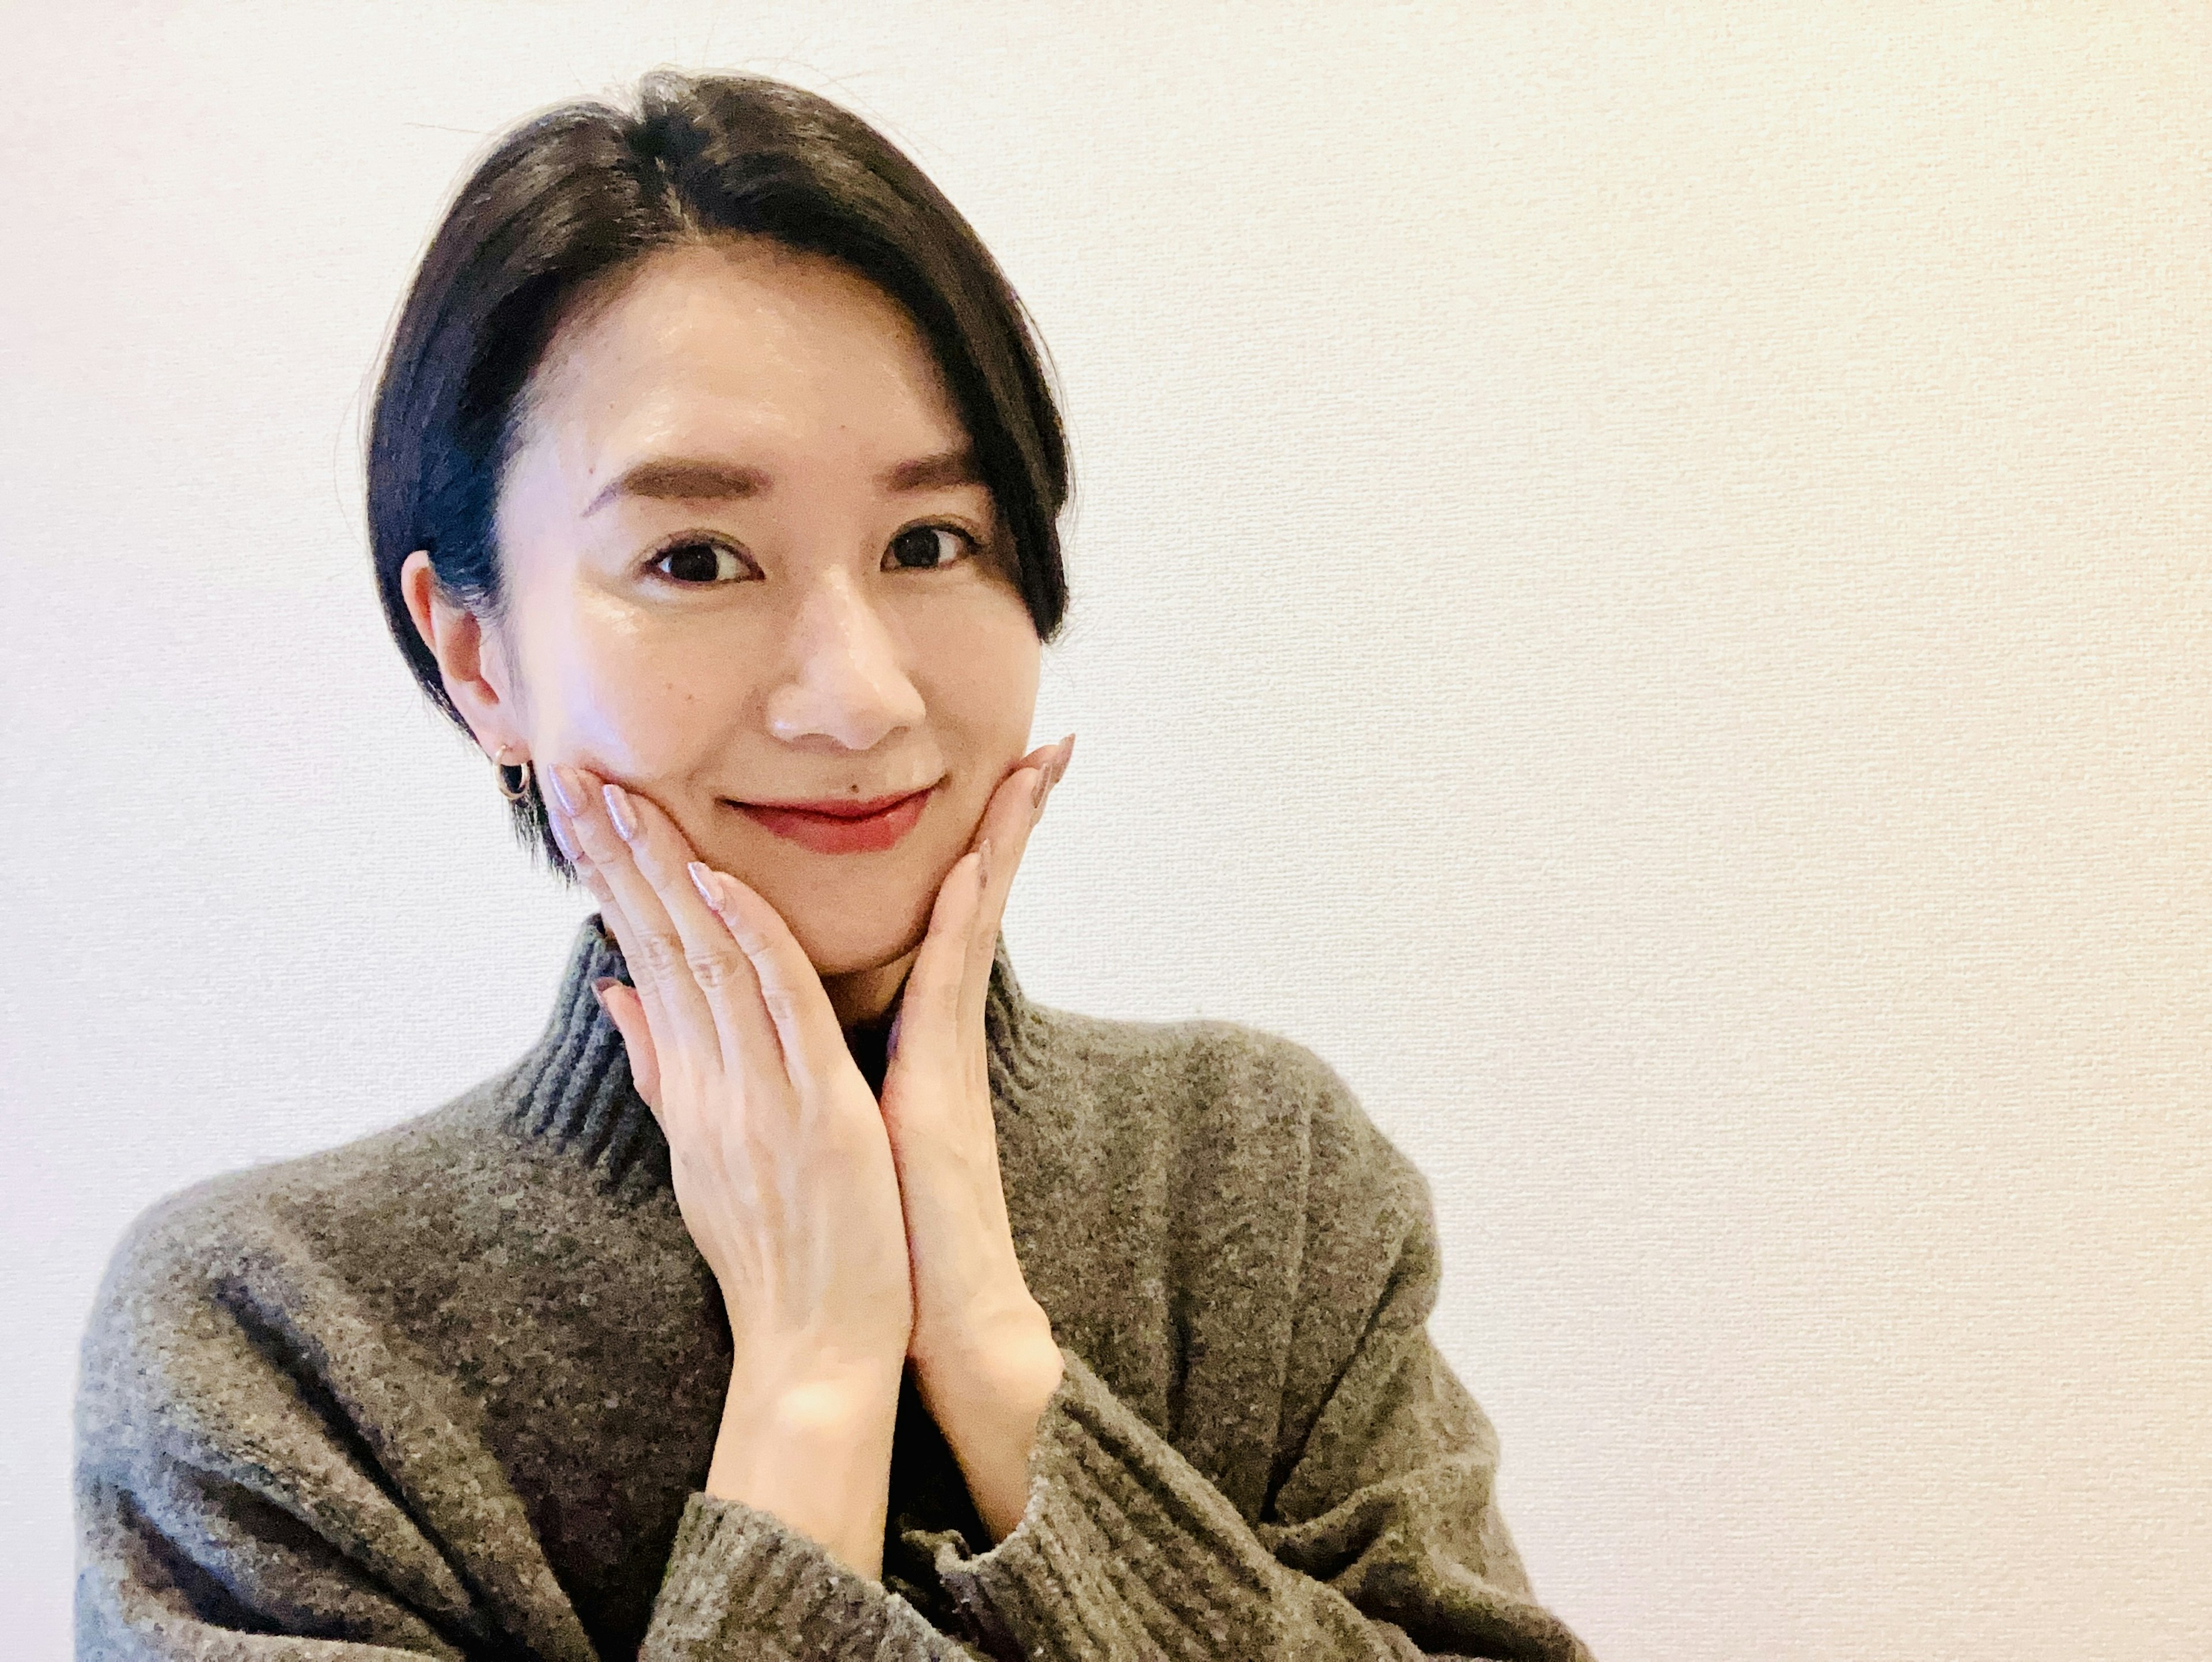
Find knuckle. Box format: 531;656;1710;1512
684;942;748;991
570;812;626;862
631;929;686;979
722;908;773;956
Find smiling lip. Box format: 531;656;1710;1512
732;788;933;854
746;792;923;819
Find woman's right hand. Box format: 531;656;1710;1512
543;762;913;1568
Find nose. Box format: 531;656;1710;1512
763;569;926;751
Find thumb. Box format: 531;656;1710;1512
593;978;662;1114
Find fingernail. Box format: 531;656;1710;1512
978;838;993;885
548;764;586;816
590;976;618;1017
1030;765;1051;810
1052;732;1075;786
603;782;639;842
688;861;721;910
547;805;579;862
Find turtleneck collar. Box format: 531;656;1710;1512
504;912;1052;1190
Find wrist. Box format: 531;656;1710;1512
918;1334;1063;1546
724;1358;905;1433
911;1282;1056;1392
708;1367;902;1581
907;1310;1062;1452
915;1322;1062;1428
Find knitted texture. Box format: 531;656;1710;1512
74;915;1594;1660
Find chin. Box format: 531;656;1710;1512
778;880;935;980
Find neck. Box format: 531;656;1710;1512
827;946;919;1102
823;942;921;1032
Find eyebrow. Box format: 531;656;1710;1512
582;448;982;516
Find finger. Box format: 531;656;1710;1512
552;793;672;1085
554;799;639;965
595;783;789;1095
564;828;680;1135
980;732;1072;949
963;733;1075;1028
549;764;724;1069
594;979;662;1111
697;866;855;1104
892;736;1070;1073
889;845;990;1077
548;775;663;1004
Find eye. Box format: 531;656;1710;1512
645;537;755;585
885;524;979;572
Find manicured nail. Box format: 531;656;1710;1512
547;805;581;863
978;838;993;885
548;763;586;816
688;861;720;910
603;782;639;842
1054;732;1075;783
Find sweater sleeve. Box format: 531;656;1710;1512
74;1193;606;1661
636;1494;991;1660
923;1045;1599;1662
75;1194;997;1662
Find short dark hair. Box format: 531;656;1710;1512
367;70;1071;879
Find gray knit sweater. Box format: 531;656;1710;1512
74;915;1594;1660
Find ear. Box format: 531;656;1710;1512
400;549;521;757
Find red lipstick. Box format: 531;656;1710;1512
733;787;933;854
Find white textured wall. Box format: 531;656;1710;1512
6;5;2206;1659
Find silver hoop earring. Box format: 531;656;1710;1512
492;744;533;802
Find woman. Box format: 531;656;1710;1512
73;71;1593;1661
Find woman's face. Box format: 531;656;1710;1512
451;237;1041;995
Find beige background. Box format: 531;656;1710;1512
5;3;2206;1659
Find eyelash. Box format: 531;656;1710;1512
642;523;983;586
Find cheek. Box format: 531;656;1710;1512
914;591;1041;751
528;602;751;777
910;607;1041;874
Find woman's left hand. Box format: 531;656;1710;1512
880;732;1074;1543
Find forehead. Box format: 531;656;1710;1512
515;238;969;493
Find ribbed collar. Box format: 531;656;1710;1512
504;912;1052;1190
